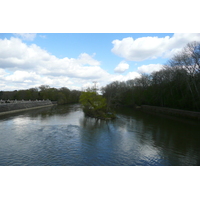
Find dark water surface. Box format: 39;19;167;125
0;104;200;166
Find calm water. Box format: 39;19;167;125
0;104;200;166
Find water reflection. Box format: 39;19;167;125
79;117;110;131
116;107;200;165
0;104;200;165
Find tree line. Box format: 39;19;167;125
101;41;200;111
0;85;81;105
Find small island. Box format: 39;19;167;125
79;89;116;120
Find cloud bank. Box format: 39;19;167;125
0;37;139;91
111;33;200;61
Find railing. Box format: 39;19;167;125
0;99;51;104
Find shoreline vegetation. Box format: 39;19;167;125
0;85;81;105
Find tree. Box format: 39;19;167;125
101;81;128;108
79;90;115;119
80;91;107;111
166;41;200;109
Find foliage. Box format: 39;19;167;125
79;91;115;119
0;85;81;105
80;91;107;110
102;41;200;111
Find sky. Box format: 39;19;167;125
0;33;200;91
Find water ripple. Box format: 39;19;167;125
0;104;200;165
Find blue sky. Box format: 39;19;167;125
1;33;200;91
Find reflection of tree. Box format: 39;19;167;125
13;104;80;121
79;116;109;131
78;116;114;165
119;107;200;165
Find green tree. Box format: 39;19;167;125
79;91;107;111
79;91;114;119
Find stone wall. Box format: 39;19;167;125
141;105;200;120
0;100;53;114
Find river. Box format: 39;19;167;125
0;104;200;166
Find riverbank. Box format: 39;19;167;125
0;100;54;115
141;105;200;121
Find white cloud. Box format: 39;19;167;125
114;61;129;73
0;37;108;79
110;71;141;82
125;72;141;80
2;69;73;90
0;68;8;77
0;36;168;91
111;33;200;61
77;53;100;66
5;71;40;82
13;33;37;41
77;71;141;91
0;37;112;90
137;64;163;74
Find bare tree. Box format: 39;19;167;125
167;41;200;103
